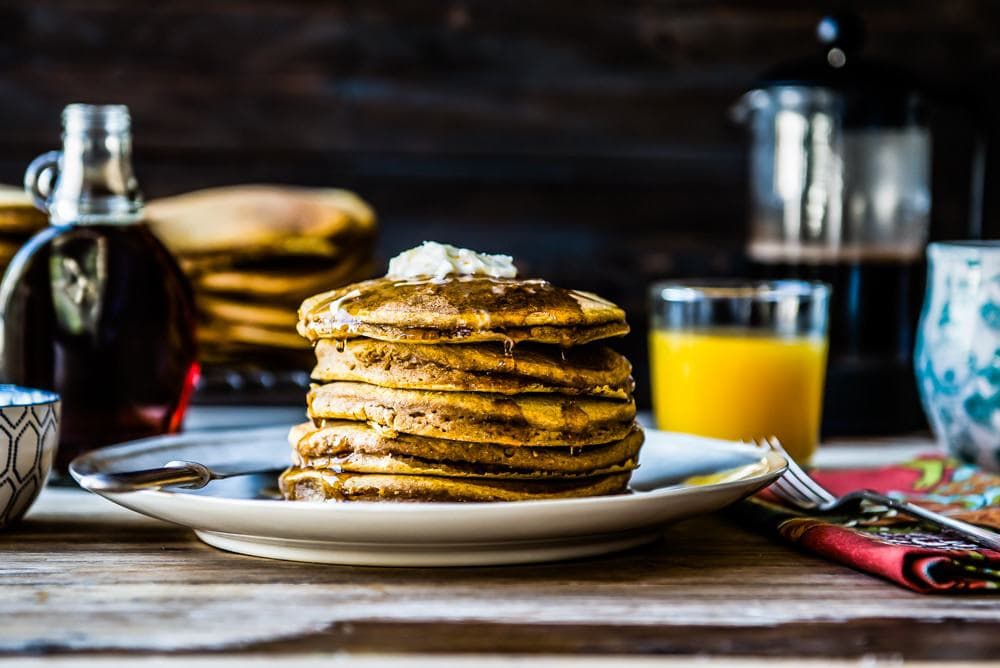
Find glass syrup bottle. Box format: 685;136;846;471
0;104;199;473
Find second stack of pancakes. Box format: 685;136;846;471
0;186;48;275
147;185;376;371
281;245;643;502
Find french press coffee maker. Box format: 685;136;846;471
732;14;933;435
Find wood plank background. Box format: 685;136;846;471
0;1;998;405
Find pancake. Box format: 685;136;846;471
290;421;644;476
147;185;376;256
279;468;631;502
0;186;47;235
179;234;374;274
196;341;313;367
298;276;628;346
0;213;45;237
311;339;633;399
294;451;636;479
194;257;373;299
178;241;349;268
198;322;309;349
0;238;26;258
0;243;24;270
178;242;365;274
198;295;298;329
307;381;636;446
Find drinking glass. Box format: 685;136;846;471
649;280;831;463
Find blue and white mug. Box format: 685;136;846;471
915;241;1000;470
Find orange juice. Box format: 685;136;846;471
649;329;827;463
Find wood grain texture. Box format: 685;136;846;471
0;1;994;229
0;657;974;668
1;438;997;662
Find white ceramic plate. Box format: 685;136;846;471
70;427;785;566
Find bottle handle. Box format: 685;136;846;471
24;150;62;213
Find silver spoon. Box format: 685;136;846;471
77;460;283;494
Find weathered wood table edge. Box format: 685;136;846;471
2;410;997;663
4;655;994;668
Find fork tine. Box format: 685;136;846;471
775;473;823;504
780;464;836;506
756;436;829;505
765;436;837;504
777;467;829;505
769;477;814;506
747;438;817;507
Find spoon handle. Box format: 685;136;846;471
78;460;213;493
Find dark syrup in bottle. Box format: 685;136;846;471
0;105;198;472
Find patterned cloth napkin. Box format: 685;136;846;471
734;454;1000;593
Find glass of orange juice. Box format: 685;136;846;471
649;280;830;464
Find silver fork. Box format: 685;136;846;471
757;436;1000;552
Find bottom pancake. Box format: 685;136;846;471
279;468;631;502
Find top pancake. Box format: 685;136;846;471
298;276;629;346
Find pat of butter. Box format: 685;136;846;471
386;241;517;280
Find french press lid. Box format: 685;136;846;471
740;13;925;128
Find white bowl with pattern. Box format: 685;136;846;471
0;385;60;528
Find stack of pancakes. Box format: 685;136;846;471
147;185;376;371
0;186;47;275
281;271;642;502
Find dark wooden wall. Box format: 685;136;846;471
2;0;998;405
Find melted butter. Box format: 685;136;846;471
326;287;363;327
569;289;616;308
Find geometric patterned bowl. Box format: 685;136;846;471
0;386;60;529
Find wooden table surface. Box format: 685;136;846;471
1;410;997;666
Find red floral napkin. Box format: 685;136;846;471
734;454;1000;593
